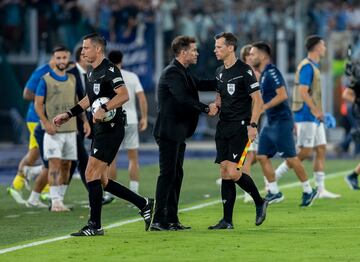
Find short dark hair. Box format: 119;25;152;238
240;44;252;62
214;32;238;51
74;46;83;62
108;50;123;65
171;36;196;56
251;41;272;57
52;44;69;54
83;33;107;51
305;35;322;51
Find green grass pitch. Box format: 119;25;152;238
0;159;359;261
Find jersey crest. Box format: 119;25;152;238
93;83;100;95
227;83;235;95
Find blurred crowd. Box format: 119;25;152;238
1;0;360;64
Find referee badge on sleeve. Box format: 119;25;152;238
227;83;235;95
93;83;100;95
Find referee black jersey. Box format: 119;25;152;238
86;58;125;123
215;59;259;122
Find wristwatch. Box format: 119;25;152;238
250;122;258;128
204;107;210;113
101;103;109;112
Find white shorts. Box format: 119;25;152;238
44;132;77;160
296;122;326;148
120;124;139;150
248;136;258;151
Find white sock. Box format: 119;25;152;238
275;162;289;180
50;186;61;204
23;165;43;180
129;181;139;194
314;171;325;191
302;180;312;194
268;181;279;194
28;191;40;203
58;185;68;201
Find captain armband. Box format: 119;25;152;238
67;104;84;118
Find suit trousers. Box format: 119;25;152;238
153;136;186;224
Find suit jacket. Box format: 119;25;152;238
67;66;92;137
153;59;217;142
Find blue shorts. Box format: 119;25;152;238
257;118;296;158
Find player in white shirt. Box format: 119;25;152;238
103;50;148;203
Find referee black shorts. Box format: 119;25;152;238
215;120;248;164
91;121;124;165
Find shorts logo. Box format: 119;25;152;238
110;123;115;127
109;66;114;72
232;153;238;159
93;83;100;95
93;148;98;154
247;70;253;76
227;83;235;95
279;152;284;157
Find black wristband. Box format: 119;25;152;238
101;103;109;112
204;106;210;113
69;104;84;117
250;122;258;128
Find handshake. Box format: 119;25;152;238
207;103;219;116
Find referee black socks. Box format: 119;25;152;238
104;179;146;209
235;173;264;206
221;179;236;223
87;179;103;229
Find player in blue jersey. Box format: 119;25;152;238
249;42;317;206
7;57;55;205
274;35;340;199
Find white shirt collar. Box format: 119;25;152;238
76;63;86;75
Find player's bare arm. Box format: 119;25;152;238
35;95;56;135
262;86;288;111
299;85;323;120
248;90;263;141
23;87;35;101
136;91;148;131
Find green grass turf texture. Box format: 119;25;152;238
0;159;359;261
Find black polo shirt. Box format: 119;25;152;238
215;59;259;122
86;58;125;123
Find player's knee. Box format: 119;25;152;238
256;154;267;163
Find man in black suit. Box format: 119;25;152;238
67;46;91;188
149;36;218;231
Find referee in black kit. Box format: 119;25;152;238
208;32;268;229
53;33;153;236
149;35;218;231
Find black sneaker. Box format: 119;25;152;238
139;198;154;231
149;222;169;231
71;223;104;237
255;200;268;226
168;222;191;230
300;188;318;207
345;174;360;190
208;219;234;230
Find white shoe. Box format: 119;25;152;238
26;200;48;208
7;187;26;204
51;200;71;212
317;189;341;199
243;192;254;203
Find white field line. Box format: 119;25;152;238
0;170;350;255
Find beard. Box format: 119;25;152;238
55;63;67;71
